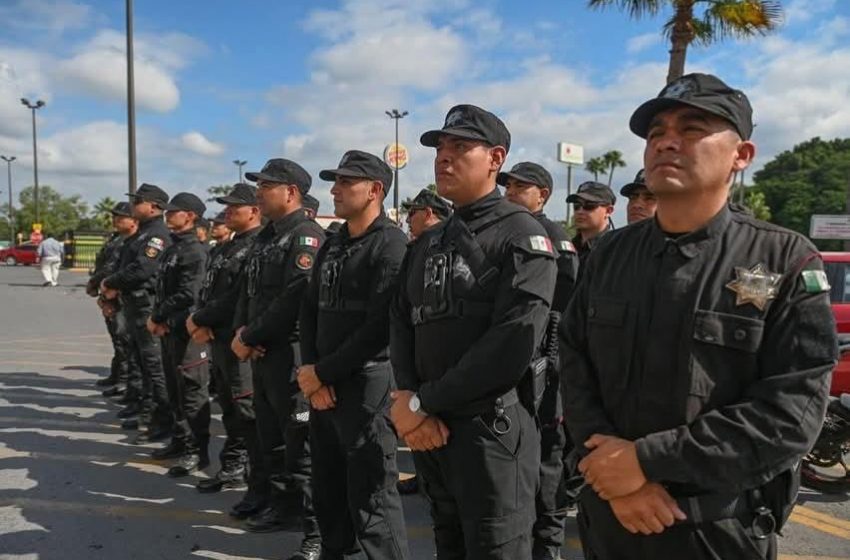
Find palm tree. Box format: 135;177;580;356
585;157;608;182
588;1;783;83
92;197;117;229
603;150;627;187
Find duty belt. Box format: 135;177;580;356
411;298;494;325
441;388;519;420
675;491;776;539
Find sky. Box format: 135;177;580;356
0;0;849;225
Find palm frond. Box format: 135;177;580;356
587;0;665;19
702;0;783;41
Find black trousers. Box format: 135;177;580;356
210;336;266;489
414;402;540;560
533;378;567;556
310;361;410;560
162;329;210;453
577;489;777;560
123;294;170;426
252;348;318;541
105;309;141;395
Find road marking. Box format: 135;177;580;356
790;509;850;541
87;490;174;504
0;348;112;357
793;505;850;532
0;382;101;397
0;396;107;419
0;505;48;536
0;468;37;491
192;551;270;560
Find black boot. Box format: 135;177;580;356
117;402;142;419
121;417;139;430
102;385;125;398
133;424;171;444
196;463;246;493
286;539;321;560
151;439;185;460
245;506;287;533
532;544;563;560
95;375;118;388
229;487;268;519
167;451;210;477
397;475;419;495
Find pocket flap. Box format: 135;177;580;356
693;310;764;353
588;298;628;327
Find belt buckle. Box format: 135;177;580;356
750;506;776;540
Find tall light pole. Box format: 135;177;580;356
126;0;137;196
385;109;408;221
20;98;45;224
0;156;15;245
233;159;247;183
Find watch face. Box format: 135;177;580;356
409;394;420;413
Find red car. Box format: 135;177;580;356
822;252;850;395
0;243;40;266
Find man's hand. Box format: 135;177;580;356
191;326;214;344
608;483;687;535
99;300;116;318
309;385;337;410
403;417;450;451
297;365;322;398
146;317;166;336
579;434;647;500
85;280;99;298
99;280;118;300
186;315;200;336
231;326;254;361
390;390;428;437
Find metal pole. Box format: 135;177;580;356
393;116;399;220
2;156;14;245
126;0;137;196
566;164;573;224
30;108;39;224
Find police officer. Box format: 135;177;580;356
389;105;556;560
210;211;232;245
500;161;578;560
195;216;211;245
187;184;266;501
147;193;210;476
620;170;658;225
561;73;837;559
231;159;323;559
88;202;140;399
567;181;615;268
401;188;452;241
100;184;173;443
297;150;410;560
303;193;320;221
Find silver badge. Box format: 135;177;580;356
725;263;783;311
661;78;694;99
445;109;464;127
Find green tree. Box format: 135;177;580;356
752;137;850;250
603;150;627;187
585;157;607;182
730;185;772;221
14;185;88;236
206;184;233;202
588;0;783;83
401;183;437;207
92;197;117;229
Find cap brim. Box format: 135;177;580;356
567;193;610;204
244;172;280;183
110;211;132;217
496;171;544;187
420;128;490;148
630;97;739;139
161;202;184;212
215;196;254;206
318;168;372;182
619;182;646;197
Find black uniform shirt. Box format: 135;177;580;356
193;228;260;336
535;212;579;312
300;213;407;385
103;216;171;293
561;205;837;494
90;232;124;287
151;229;207;332
235;210;325;350
391;189;557;415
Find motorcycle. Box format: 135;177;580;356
801;334;850;493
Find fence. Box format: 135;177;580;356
63;231;108;270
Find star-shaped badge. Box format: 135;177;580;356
725;263;783;311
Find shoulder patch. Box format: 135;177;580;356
147;237;164;250
299;236;319;248
559;240;576;253
296;252;315;270
528;235;554;254
802;270;830;293
145;246;159;258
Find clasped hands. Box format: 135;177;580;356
579;434;686;535
388;390;449;452
296;364;336;411
230;326;266;361
186;315;214;344
145;316;169;337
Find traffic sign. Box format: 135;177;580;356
557;143;584;166
810;214;850;240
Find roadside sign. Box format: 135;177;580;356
810;214;850;240
557;143;584;166
384;143;409;170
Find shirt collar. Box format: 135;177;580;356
339;211;392;241
455;188;502;227
649;204;732;258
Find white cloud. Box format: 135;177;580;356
627;32;660;54
181;132;225;157
0;0;94;33
784;0;836;25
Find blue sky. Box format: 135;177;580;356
1;0;848;224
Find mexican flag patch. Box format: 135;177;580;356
299;236;319;247
801;270;830;293
529;235;553;254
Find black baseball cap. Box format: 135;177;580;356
163;192;207;216
620;169;649;197
303;193;320;213
211;211;227;224
567;181;616;205
245;159;312;194
110;201;133;217
216;183;258;206
420;104;511;152
319;150;393;195
128;183;169;207
401;189;452;219
630;73;753;140
497;162;553;190
195;216;210;230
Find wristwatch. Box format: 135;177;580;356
409;393;425;415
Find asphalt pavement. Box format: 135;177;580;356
0;264;847;560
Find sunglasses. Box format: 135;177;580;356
572;202;602;212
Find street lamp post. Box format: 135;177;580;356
0;156;15;245
20;98;45;224
233;160;247;183
126;0;137;196
385;109;408;221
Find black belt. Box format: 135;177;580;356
675;491;776;538
441;388;519;419
411;299;494;325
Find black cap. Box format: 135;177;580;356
163;192;207;216
245;159;312;194
110;201;133;217
620;169;648;197
567;181;616;205
211;211;227;224
195;216;210;230
128;183;169;206
319;150;393;195
401;189;452;219
303;193;320;213
630;73;753;140
421;104;511;152
216;183;258;206
497;162;553;190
